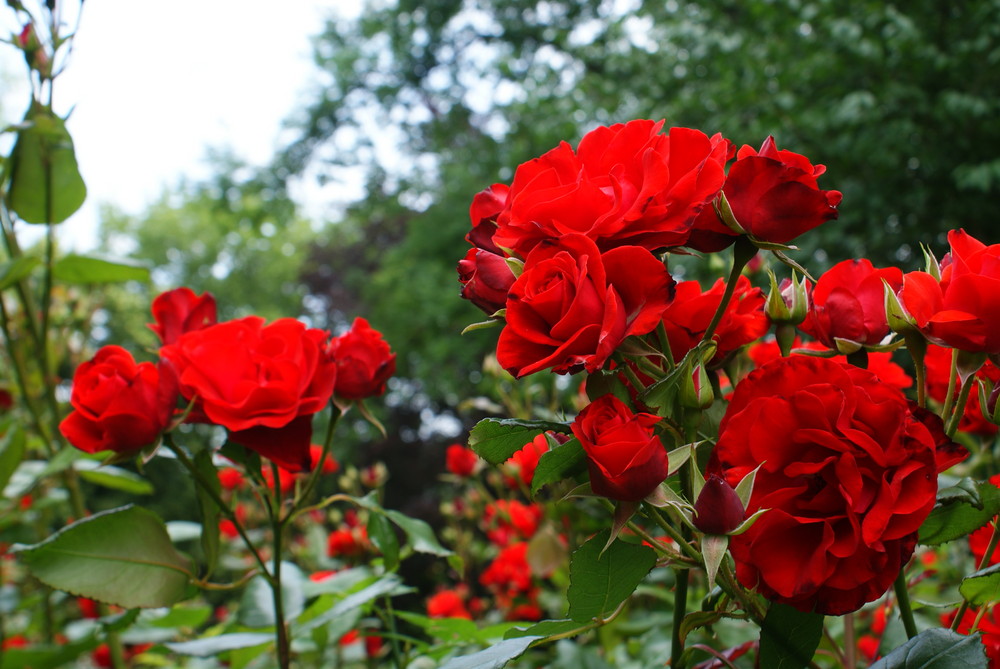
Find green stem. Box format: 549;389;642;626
941;348;959;421
894;571;918;639
945;373;976;439
952;519;1000;632
700;237;757;347
671;568;690;668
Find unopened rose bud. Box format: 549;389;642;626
693;475;745;535
765;270;808;325
360;462;388;489
680;363;714;410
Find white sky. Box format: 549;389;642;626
4;0;347;249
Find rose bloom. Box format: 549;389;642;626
148;287;217;346
484;500;544;547
689;136;842;249
161;316;337;471
493;120;730;255
459;184;516;315
445;443;480;477
712;356;966;615
426;589;473;620
661;275;769;366
59;346;177;455
572;394;667;502
800;258;903;350
497;234;673;377
747;338;913;392
899;229;1000;354
503;433;551;488
924;344;1000;436
329;317;396;399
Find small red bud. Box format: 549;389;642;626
693;474;745;535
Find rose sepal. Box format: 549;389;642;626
602;500;641;556
920;242;942;280
460;309;506;335
701;534;729;589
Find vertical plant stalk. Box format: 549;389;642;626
268;461;292;669
952;519;1000;632
699;237;758;347
894;571;918;639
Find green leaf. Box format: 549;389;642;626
352;492;452;556
504;619;582;639
6;104;87;224
870;628;988;668
143;605;213;629
12;505;192;608
52;254;150;284
567;530;657;623
238;562;305;628
74;462;153;495
439;636;541;669
163;633;273;656
294;574;407;634
0;424;26;493
758;602;824;669
960;563;1000;606
192;450;222;579
367;511;400;570
468;418;569;465
0;256;40;291
920;481;1000;545
0;635;101;669
530;437;586;495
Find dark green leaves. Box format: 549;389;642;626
468;418;569;465
12;505;193;608
960;563;1000;607
920;480;1000;545
870;628;987;668
566;530;656;623
758;602;824;669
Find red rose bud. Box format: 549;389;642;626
148;287;217;346
329;317;396;399
572;394;667;502
693;475;745;535
719;136;842;245
59;346;178;455
800;259;903;352
458;247;516;315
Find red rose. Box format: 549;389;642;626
712;356;965;615
924;344;1000;436
747;338;912;392
691;136;841;247
446;443;480;477
458;247;516;315
148;287;217;346
161;317;336;471
497;234;673;377
427;589;472;620
329;317;396;399
503;433;551;488
661;275;769;365
572;394;667;502
493;120;729;255
800;258;903;350
59;346;177;455
899;229;1000;353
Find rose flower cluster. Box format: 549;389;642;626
60;288;396;472
458;119;982;621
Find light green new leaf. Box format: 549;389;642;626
52;254;150;284
74;461;153;495
6;104;87;224
12;505;193;608
164;633;273;657
0;256;41;291
439;636;541;669
0;424;26;492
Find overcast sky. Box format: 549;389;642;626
4;1;342;249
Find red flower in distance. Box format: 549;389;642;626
330;317;396;400
162;317;336;471
691;136;841;247
712;356;966;615
427;589;473;620
148;287;217;346
59;346;177;455
800;258;903;350
572;394;667;502
899;229;1000;354
493;120;729;255
497;234;674;377
661;275;769;365
446;444;480;477
503;433;551;488
924;344;1000;436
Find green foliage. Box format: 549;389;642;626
566;531;657;623
468;417;570;464
919;480;1000;545
870;628;988;668
12;505;193;609
758;602;825;669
